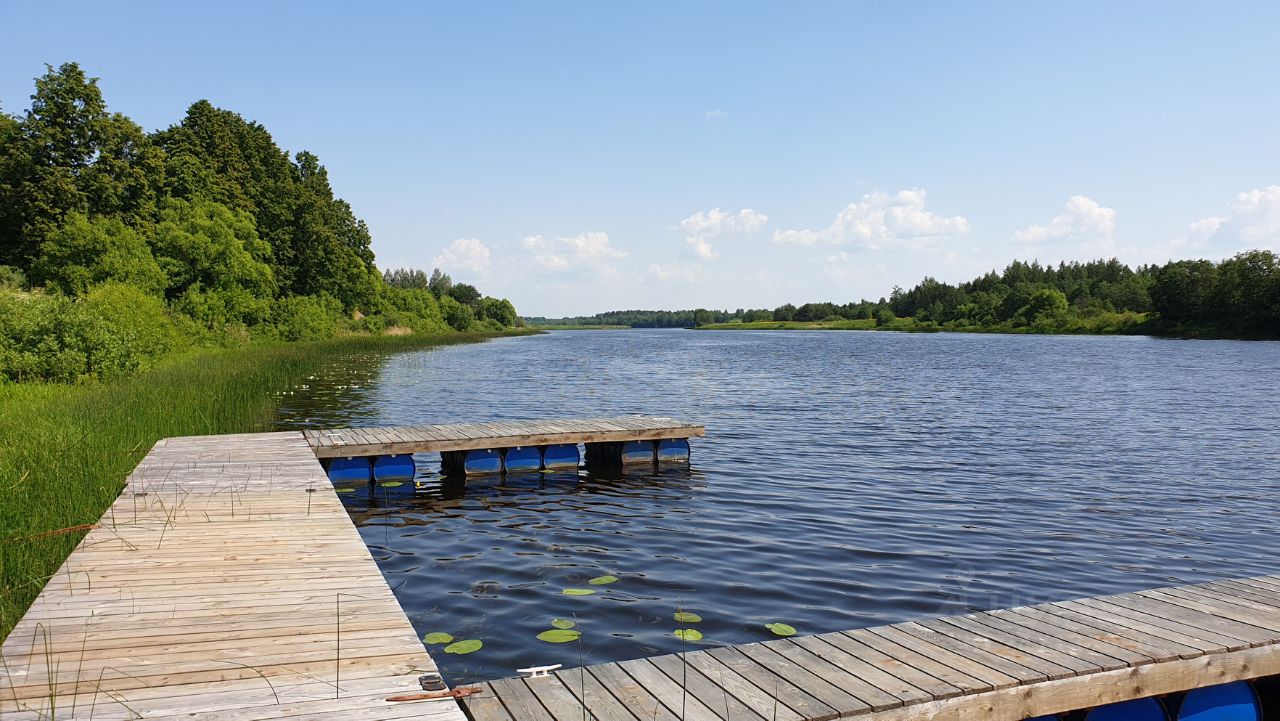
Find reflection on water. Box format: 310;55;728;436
274;330;1280;683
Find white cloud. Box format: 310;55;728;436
705;109;727;119
648;263;702;282
773;189;968;249
1174;185;1280;252
1013;195;1116;246
432;238;490;272
520;231;627;272
678;207;768;259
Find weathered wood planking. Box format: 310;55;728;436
463;574;1280;721
304;415;705;458
0;432;467;721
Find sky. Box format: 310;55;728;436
3;2;1279;317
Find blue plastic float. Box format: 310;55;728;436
327;456;371;483
462;448;502;474
542;443;580;470
503;446;542;473
372;454;415;482
1086;697;1169;721
656;438;690;463
620;440;655;465
1178;681;1261;720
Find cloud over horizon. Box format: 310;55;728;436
521;231;627;273
432;237;491;272
773;189;969;249
679;207;768;259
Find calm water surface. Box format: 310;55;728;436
272;330;1280;683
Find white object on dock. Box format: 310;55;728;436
517;663;563;678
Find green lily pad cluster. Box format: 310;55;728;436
536;617;580;643
423;631;483;654
562;572;618;596
765;622;797;637
673;609;704;642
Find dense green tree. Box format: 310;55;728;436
448;282;481;307
32;213;166;296
479;297;518;326
151;198;274;298
428;268;453;297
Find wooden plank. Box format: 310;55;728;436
647;652;769;720
822;630;968;700
587;663;683;721
898;620;1049;683
617;658;723;721
789;634;933;706
486;677;554;721
1092;594;1266;648
1039;601;1207;660
678;651;806;721
843;627;988;695
547;671;637;721
1001;606;1162;665
733;641;870;714
702;645;838;721
951;613;1125;673
1060;598;1229;654
866;624;1022;691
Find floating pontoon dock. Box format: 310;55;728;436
4;420;1280;720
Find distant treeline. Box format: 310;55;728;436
529;251;1280;338
0;63;520;382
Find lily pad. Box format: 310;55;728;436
551;618;576;629
444;639;483;654
673;628;703;641
562;588;596;596
536;629;582;643
587;575;618;585
335;487;356;494
765;622;796;637
379;481;404;488
422;632;454;644
673;611;702;623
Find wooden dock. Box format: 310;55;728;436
303;416;705;459
462;574;1280;721
0;432;466;721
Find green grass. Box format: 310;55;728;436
0;330;530;640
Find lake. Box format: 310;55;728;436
272;329;1280;683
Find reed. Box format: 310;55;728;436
0;330;527;640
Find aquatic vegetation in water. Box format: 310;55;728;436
423;632;454;644
765;622;796;637
673;628;703;641
536;629;582;643
444;639;483;654
335;487;357;494
378;481;404;488
551;618;576;629
673;611;702;623
587;574;618;585
562;588;595;596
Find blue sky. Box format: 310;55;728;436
3;2;1278;316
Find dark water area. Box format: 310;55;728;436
272;330;1280;684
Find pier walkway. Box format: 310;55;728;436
303;416;705;459
0;432;465;720
463;574;1280;721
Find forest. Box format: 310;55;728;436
0;63;519;383
533;252;1280;338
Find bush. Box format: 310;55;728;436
31;214;167;297
440;295;475;331
874;308;896;326
0;284;177;382
0;266;26;291
271;294;342;341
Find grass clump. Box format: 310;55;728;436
0;330;525;640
